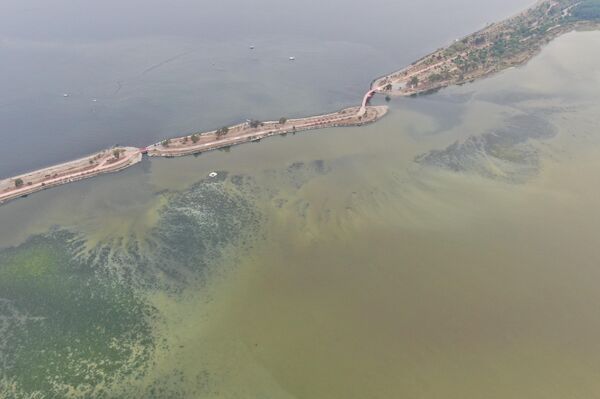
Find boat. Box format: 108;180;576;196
289;56;295;61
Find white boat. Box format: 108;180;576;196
63;93;70;97
289;56;295;61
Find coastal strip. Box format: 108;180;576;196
0;106;387;204
147;105;387;157
372;0;600;96
0;147;142;205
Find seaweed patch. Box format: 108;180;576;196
415;114;557;183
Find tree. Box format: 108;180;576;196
162;139;171;147
474;36;486;46
191;134;199;143
183;136;188;143
249;120;261;128
384;83;392;91
14;178;23;188
409;76;419;87
112;149;121;159
429;73;444;83
216;126;229;137
279;117;287;125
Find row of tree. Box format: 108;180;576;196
160;116;291;145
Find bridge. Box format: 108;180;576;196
358;89;377;117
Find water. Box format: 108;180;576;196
2;1;600;397
0;0;532;178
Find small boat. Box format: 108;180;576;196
209;172;218;178
63;93;70;97
289;56;295;61
249;45;255;50
92;98;98;102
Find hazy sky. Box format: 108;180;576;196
1;0;532;44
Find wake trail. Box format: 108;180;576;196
141;51;193;75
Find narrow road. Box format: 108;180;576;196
149;105;388;157
0;148;142;205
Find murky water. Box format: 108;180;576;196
2;25;600;399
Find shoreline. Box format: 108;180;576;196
146;106;387;158
0;106;387;205
1;0;597;205
371;1;599;97
0;147;142;205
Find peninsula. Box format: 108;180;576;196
372;0;600;96
146;105;387;158
0;147;141;205
1;0;598;205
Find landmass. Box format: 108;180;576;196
146;105;387;157
0;147;141;204
372;0;600;96
0;101;385;204
1;0;599;205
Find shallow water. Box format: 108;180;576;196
2;17;600;399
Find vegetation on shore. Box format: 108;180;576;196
376;0;600;95
147;106;388;157
3;0;600;205
216;126;230;138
